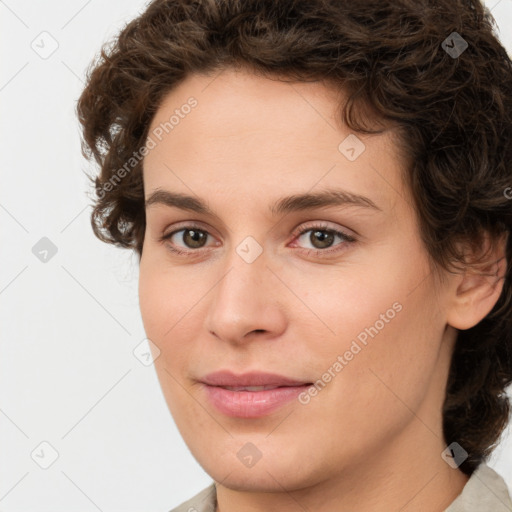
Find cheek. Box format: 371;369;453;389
138;256;213;392
138;265;168;341
287;252;442;401
138;260;200;416
138;253;197;339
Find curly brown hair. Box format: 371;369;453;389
76;0;512;476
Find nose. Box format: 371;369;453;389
203;243;287;346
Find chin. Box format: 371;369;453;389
193;444;317;492
208;464;310;492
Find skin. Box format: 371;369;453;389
138;67;507;511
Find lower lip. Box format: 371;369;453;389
201;384;311;418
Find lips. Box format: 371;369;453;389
199;370;313;418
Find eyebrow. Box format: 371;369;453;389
145;188;382;216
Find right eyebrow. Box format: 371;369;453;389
145;189;214;215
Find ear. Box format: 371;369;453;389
446;231;508;331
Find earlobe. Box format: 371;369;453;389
446;233;508;331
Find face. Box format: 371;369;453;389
138;68;458;491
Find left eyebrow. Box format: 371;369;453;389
145;187;383;216
269;188;382;216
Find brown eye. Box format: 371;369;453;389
159;225;215;255
290;224;357;258
308;229;335;249
160;222;356;258
180;228;208;249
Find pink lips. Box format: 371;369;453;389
199;370;312;418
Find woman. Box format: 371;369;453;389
76;0;512;510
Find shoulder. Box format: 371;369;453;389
445;463;512;512
168;482;217;512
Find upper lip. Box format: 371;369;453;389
200;370;310;387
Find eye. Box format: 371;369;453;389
158;222;356;257
159;224;216;255
290;223;356;257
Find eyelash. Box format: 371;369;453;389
158;222;356;258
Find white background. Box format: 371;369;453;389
1;0;511;510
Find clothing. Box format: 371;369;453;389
445;463;512;511
169;482;217;512
168;462;512;512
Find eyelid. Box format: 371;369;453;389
162;221;219;242
289;220;356;240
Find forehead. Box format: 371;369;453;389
150;67;344;125
146;69;345;154
143;68;408;216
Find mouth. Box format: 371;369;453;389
200;370;311;388
198;370;313;418
220;385;288;391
